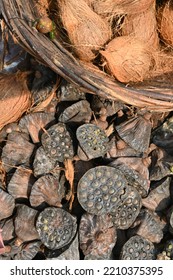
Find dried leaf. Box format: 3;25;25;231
64;159;74;210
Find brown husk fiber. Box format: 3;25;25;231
0;72;31;130
100;36;155;83
33;0;50;17
122;1;159;50
157;0;173;47
57;0;112;62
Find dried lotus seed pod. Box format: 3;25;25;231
59;82;86;101
41;123;74;162
79;213;117;258
110;185;142;230
13;241;42;260
14;204;39;242
120;235;155;260
36;207;77;250
0;188;15;221
8;167;35;199
77;166;128;215
76;124;109;160
29;174;65;208
58;100;92;124
19;112;55;143
0;218;15;242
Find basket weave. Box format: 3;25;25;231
1;0;173;111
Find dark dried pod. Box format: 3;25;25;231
14;204;39;242
109;157;150;197
79;213;117;258
91;95;123;117
128;209;166;244
36;207;77;250
107;137;141;158
33;146;58;177
41;123;74;162
1;132;34;172
76;124;109;160
7;167;35;200
0;188;15;220
13;241;42;260
149;147;173;181
110;185;142;230
0;239;21;260
29;174;65;208
142;177;171;212
116;115;152;153
0;218;15;242
120;235;155;260
58;100;92;124
84;253;113;260
19;112;55;143
58;82;86;101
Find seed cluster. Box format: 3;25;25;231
76;124;109;159
41;123;74;162
36;207;77;250
120;235;155;260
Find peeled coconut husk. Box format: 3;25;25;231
157;0;173;47
122;1;159;50
100;36;155;83
57;0;112;62
34;0;50;17
0;72;31;130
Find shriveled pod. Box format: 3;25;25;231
0;188;15;221
8;167;35;200
36;207;77;250
58;82;86;101
109;157;150;197
33;146;58;177
58;100;92;124
58;0;112;61
13;241;42;260
41;123;74;163
0;72;31;130
1;132;34;172
100;36;155;83
14;204;39;242
0;218;15;242
116;114;152;153
79;213;117;259
120;235;155;260
29;174;65;208
142;177;171;212
107;137;141;158
19;112;55;143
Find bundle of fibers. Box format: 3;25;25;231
157;0;173;47
100;36;155;83
58;0;112;62
122;1;159;50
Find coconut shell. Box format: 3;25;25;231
58;0;112;61
122;2;159;50
100;36;155;83
157;0;173;47
0;72;31;130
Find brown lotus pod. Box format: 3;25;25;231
0;188;15;221
59;100;92;124
0;72;31;130
79;213;117;258
29;174;65;208
58;0;112;61
109;157;150;197
122;2;159;50
116;114;152;153
0;218;15;242
157;0;173;47
59;82;86;101
19;112;55;143
1;132;35;172
14;204;39;242
107;137;141;158
100;36;155;83
7;167;35;200
142;177;171;212
128;209;166;244
13;241;42;260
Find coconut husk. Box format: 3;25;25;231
0;72;31;130
100;36;155;83
157;0;173;47
122;1;159;50
57;0;112;62
33;0;50;17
